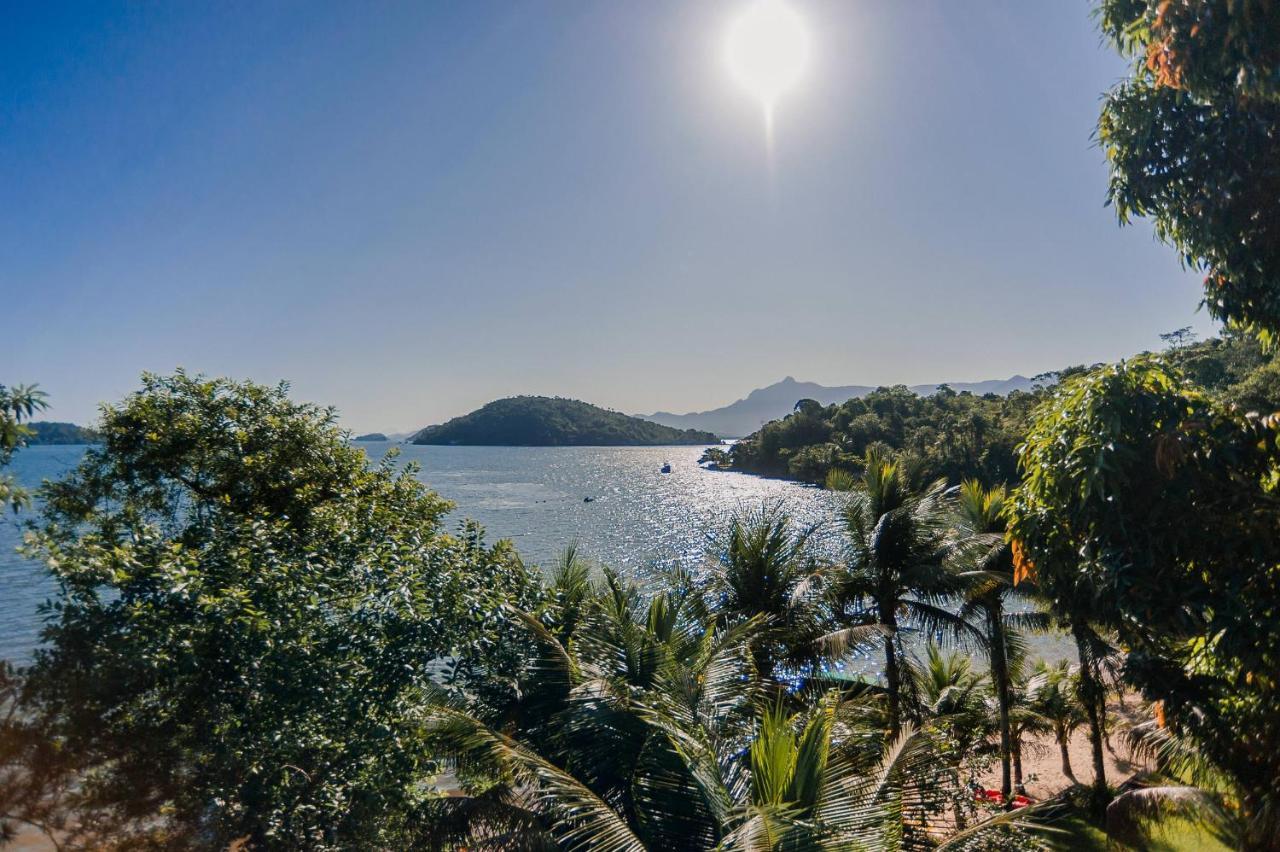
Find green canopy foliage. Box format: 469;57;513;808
18;371;545;849
1006;356;1280;844
727;385;1042;486
1098;0;1280;333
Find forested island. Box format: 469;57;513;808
353;432;387;442
411;396;719;446
22;421;99;445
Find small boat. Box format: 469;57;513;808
660;462;672;474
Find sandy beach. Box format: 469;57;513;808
980;696;1155;801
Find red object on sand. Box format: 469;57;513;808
975;790;1032;808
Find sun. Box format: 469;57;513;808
723;0;811;112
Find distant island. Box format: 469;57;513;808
641;375;1034;437
353;432;388;442
23;421;99;445
412;396;719;446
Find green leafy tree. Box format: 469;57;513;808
1006;356;1280;845
19;371;542;849
1098;0;1280;334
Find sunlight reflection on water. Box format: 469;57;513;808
1;443;1070;667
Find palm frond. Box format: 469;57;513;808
813;624;892;663
900;599;986;650
426;706;647;852
935;803;1053;851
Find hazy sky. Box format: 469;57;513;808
4;1;1216;433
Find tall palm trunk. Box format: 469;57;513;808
1072;622;1110;817
881;596;901;737
1056;727;1076;782
883;629;900;738
986;605;1012;805
1011;734;1024;794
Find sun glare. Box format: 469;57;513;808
724;0;810;113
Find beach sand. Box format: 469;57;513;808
981;695;1155;801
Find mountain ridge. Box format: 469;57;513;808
640;375;1035;437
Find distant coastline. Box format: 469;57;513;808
23;421;99;445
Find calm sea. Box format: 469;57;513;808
0;442;838;664
2;442;1071;668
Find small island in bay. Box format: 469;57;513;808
411;396;719;446
353;432;388;442
24;421;100;445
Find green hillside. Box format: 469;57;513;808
411;396;719;446
24;421;99;445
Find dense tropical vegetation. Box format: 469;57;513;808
723;384;1043;485
412;396;719;446
1005;1;1280;847
4;0;1280;849
722;331;1280;487
2;375;1052;850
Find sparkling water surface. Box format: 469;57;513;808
1;442;1070;668
0;442;837;664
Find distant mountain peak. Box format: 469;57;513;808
640;374;1035;438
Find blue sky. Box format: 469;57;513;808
3;1;1214;432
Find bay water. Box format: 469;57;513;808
1;442;1069;668
0;442;837;664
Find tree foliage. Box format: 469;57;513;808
728;385;1043;486
1098;0;1280;333
18;372;544;849
824;450;979;737
0;384;48;511
427;551;1033;851
1006;356;1280;845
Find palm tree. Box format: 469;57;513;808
705;505;823;684
909;644;992;766
953;480;1050;805
1104;717;1248;849
1069;620;1119;815
1026;660;1087;784
436;661;1027;850
825;449;978;737
1004;654;1049;796
429;557;1037;851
